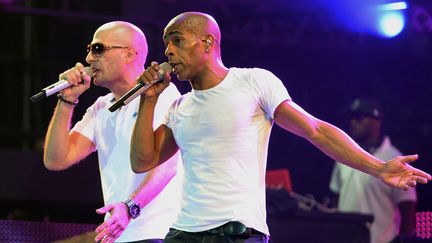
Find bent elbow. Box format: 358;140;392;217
131;161;152;173
130;154;153;173
43;159;67;171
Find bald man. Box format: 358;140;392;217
130;12;431;243
43;21;182;243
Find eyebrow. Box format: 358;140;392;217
163;30;182;41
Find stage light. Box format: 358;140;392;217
378;2;407;11
323;0;408;38
377;11;405;37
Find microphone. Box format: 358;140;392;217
30;67;93;102
108;62;172;112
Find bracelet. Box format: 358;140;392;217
57;93;79;106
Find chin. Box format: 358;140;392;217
93;79;100;86
176;72;191;82
93;76;106;86
176;73;185;81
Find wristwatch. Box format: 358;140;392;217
123;198;141;219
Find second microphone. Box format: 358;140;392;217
109;62;172;112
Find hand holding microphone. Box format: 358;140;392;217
108;62;172;112
30;63;92;102
138;62;173;97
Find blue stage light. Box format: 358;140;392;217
377;10;405;37
378;1;407;11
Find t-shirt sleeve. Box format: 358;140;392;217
71;100;97;145
159;84;181;129
250;68;291;119
162;104;174;129
155;83;181;129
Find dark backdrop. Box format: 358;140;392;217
0;0;431;223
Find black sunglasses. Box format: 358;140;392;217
86;43;129;56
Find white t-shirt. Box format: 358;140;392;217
330;136;417;243
163;68;290;235
72;84;183;242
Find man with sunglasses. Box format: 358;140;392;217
43;21;182;243
130;12;430;243
330;97;417;243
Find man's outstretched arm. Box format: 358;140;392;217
274;99;431;189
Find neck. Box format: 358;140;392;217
110;69;142;100
110;81;136;101
191;58;228;90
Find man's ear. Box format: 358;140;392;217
126;48;136;62
202;35;215;52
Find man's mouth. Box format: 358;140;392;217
91;68;100;76
170;63;179;73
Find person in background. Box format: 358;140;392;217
330;97;417;243
130;12;430;243
43;21;182;243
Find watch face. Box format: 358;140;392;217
130;204;141;218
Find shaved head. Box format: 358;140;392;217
162;12;228;87
164;12;221;45
96;21;148;66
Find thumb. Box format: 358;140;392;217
82;67;93;83
162;71;172;85
401;154;419;164
96;204;114;214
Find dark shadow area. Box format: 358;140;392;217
0;0;431;229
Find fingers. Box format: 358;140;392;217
59;68;81;86
95;203;129;242
95;222;113;242
146;61;170;83
400;174;430;191
162;70;172;84
141;69;156;84
150;61;161;80
111;226;124;239
407;159;432;182
95;219;113;235
97;230;119;243
139;61;160;85
59;62;90;86
96;204;113;214
412;174;430;184
137;64;159;86
95;221;124;243
136;61;171;98
98;232;116;243
413;168;432;182
74;62;86;72
399;154;431;186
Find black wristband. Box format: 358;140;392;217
57;93;79;106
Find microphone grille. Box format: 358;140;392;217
84;66;93;77
158;62;172;75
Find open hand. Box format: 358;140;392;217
379;154;431;190
94;202;131;243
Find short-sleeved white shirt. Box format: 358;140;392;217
72;84;183;241
163;68;290;235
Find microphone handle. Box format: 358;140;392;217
109;80;160;112
30;91;46;102
30;80;71;103
30;67;92;103
43;80;71;97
